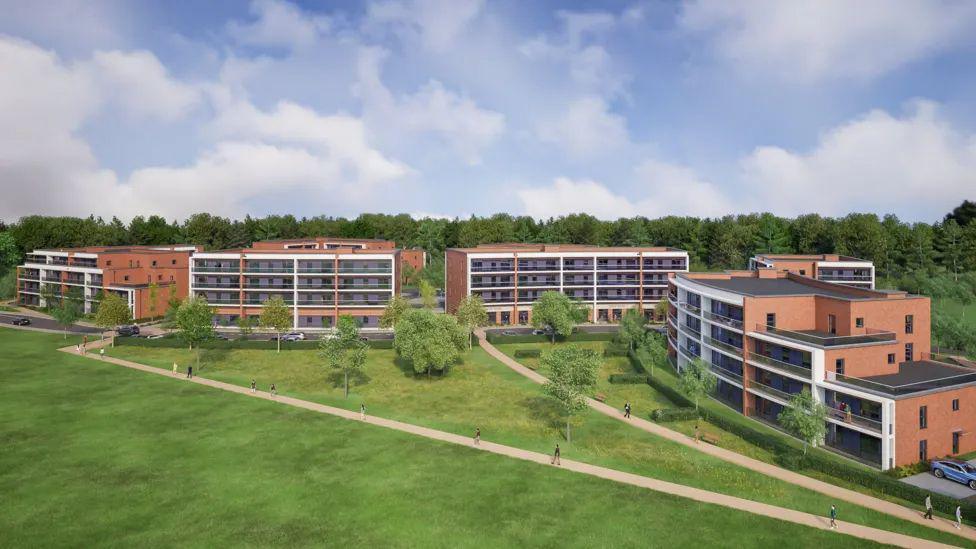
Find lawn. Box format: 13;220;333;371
934;298;976;328
0;328;884;547
102;337;970;545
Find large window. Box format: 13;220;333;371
953;432;961;454
766;313;776;328
919;405;927;429
905;343;914;362
953;399;960;412
827;314;836;335
835;358;845;375
919;439;927;461
905;314;914;334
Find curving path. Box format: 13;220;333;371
60;339;962;548
474;328;976;544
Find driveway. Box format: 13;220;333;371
902;461;976;501
0;313;102;334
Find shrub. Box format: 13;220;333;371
514;348;542;358
608;373;649;384
603;342;629;357
485;331;616;345
115;336;394;350
651;407;699;422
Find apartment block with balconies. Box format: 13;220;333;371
191;240;399;330
668;269;976;470
445;244;689;325
749;254;875;288
16;245;199;318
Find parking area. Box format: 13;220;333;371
901;460;976;501
0;313;102;334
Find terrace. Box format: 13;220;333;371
338;261;392;274
471;260;514;273
244;261;294;274
643;258;687;271
297;261;335;274
194;261;239;273
754;324;896;348
827;359;976;398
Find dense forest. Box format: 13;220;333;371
1;200;974;353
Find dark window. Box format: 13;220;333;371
905;315;914;334
106;260;112;266
172;259;177;265
919;406;927;429
799;269;806;275
953;399;960;411
887;353;896;364
953;432;961;454
151;260;157;267
855;317;864;328
835;358;845;375
766;313;776;327
919;440;927;461
827;314;836;335
123;275;130;282
157;275;162;280
905;343;914;362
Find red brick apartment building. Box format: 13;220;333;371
190;237;401;330
255;237;426;275
668;269;976;470
17;245;200;319
445;244;689;324
750;253;875;288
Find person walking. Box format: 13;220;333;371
624;402;631;419
694;421;700;444
270;383;277;397
99;348;105;360
360;403;367;420
186;365;193;379
75;344;81;354
250;379;257;394
172;362;178;376
82;335;88;354
924;495;933;519
474;428;481;446
956;505;963;530
829;505;837;529
551;444;561;466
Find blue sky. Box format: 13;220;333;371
1;0;975;223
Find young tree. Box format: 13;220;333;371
50;286;84;339
636;332;668;378
419;279;437;310
393;308;466;378
175;296;215;368
455;294;488;349
617;308;646;351
380;295;410;329
93;291;131;344
541;344;601;442
531;291;585;343
677;357;717;411
260;295;292;352
162;287;180;328
319;315;369;397
237;315;255;340
147;282;158;322
40;283;60;311
777;389;827;455
653;298;669;323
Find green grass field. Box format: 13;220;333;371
0;328;892;547
100;337;971;545
935;298;976;327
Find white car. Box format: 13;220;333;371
280;332;306;342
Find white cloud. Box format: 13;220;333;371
89;50;201;121
681;0;976;80
536;96;629;158
740;100;976;219
366;0;484;52
226;0;331;51
355;46;505;164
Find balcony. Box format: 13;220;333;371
471;263;514;273
19;270;40;281
471;280;515;288
678;301;700;315
703;335;742;355
682;322;702;340
25;254;47;264
826;406;882;434
244;282;293;289
701;309;744;331
597;262;640;271
517;261;559;272
297;263;335;274
296;282;334;290
49;258;68;266
244;298;295;305
746;379;796;403
710;363;743;384
18;285;40;294
563;261;594;271
338;283;392;290
193;281;240;289
337;298;390;306
677;341;700;359
597;294;640;301
244;265;294;274
818;274;873;282
755;324;896;347
194;264;239;273
70;259;98;268
64;276;86;285
597;278;640;286
337;266;392;274
518;279;560;287
205;299;243;305
296;298;336;306
747;352;812;380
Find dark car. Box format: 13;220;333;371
11;317;31;326
116;325;140;336
931;459;976;489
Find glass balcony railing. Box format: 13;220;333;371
678;301;700;314
747;352;812;379
703;335;742;355
338;283;392;290
194;281;240;289
826;406;882;434
244;283;293;289
297;266;335;274
747;380;797;403
244;266;294;274
597;263;640;271
471;281;515;288
682;323;702;340
337;267;392;274
471;264;514;273
194;264;239;273
755;324;896;347
710;363;742;383
818;274;873;282
563;263;594;271
701;310;744;330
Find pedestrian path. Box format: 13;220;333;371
473;329;976;543
61;340;964;548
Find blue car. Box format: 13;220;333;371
931;459;976;490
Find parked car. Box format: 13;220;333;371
11;317;31;326
116;325;140;336
501;330;517;336
280;332;305;342
931;459;976;489
146;334;165;340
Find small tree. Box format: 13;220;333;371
455;294;488;349
50;286;84;339
147;282;158;322
653;299;669;322
617;308;646;350
531;291;585;343
419;279;437;310
260;295;292;352
677;357;717;411
380;295;410;329
636;332;667;378
778;389;827;455
40;283;60;311
175;296;215;368
237;315;255;340
319;315;369;397
162;287;180;328
93;291;132;344
541;344;601;442
394;308;466;378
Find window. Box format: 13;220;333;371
953;432;961;454
953;399;960;411
919;406;927;429
887;353;896;364
835;358;845;375
106;260;112;266
799;269;806;275
905;314;914;334
766;313;776;328
172;259;177;265
855;317;864;328
157;275;162;281
905;343;914;362
919;440;927;461
151;260;157;267
827;314;836;335
123;275;130;282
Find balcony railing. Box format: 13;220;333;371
471;281;515;288
597;295;640;301
703;335;742;355
471;265;514;272
297;266;335;274
517;263;559;272
244;283;293;289
563;263;594;271
296;299;336;306
710;363;743;383
747;352;812;380
204;299;242;305
244;266;294;274
479;297;514;304
337;267;392;274
678;301;701;314
597;263;640;271
827;407;882;434
338;283;392;290
701;310;744;330
244;299;294;305
755;324;896;347
519;281;560;287
194;282;240;289
597;279;640;286
677;341;700;359
194;265;239;273
747;380;797;403
337;299;390;306
682;323;702;340
818;274;873;282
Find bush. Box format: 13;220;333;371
115;336;394;350
608;373;649;384
514;348;541;358
651;407;698;422
603;342;629;357
485;331;616;345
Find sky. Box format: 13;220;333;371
1;0;975;224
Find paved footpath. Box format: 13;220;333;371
61;340;965;548
474;329;976;544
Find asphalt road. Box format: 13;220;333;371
0;313;102;334
901;461;976;501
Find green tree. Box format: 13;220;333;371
777;389;827;455
653;299;669;323
0;231;20;271
0;270;16;300
93;292;132;343
419;279;437;309
617;308;647;351
237;315;255;340
455;294;488;349
677;357;717;411
175;296;215;367
393;308;466;378
531;291;585;343
636;332;668;377
162;288;181;328
541;344;601;442
40;283;60;312
936;219;966;281
50;286;84;338
147;282;159;322
752;213;792;255
380;295;410;329
319;315;369;397
260;295;293;352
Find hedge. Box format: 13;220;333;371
608;373;649;384
484;331;616;345
514;349;542;358
627;349;976;519
115;336;395;350
651;407;699;422
603;342;629;357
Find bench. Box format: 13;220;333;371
594;393;607;403
700;433;720;445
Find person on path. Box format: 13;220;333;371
186;365;193;379
829;505;837;529
82;335;88;354
694;421;700;444
624;402;631;419
172;362;178;376
360;403;367;420
551;444;561;466
956;505;963;529
99;348;105;359
250;379;257;394
924;495;933;519
75;344;81;354
474;428;481;446
270;383;277;397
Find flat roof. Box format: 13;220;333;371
256;237;392;243
754;253;869;263
864;361;974;387
449;244;686;253
34;245;199;254
687;276;861;299
204;247;398;255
